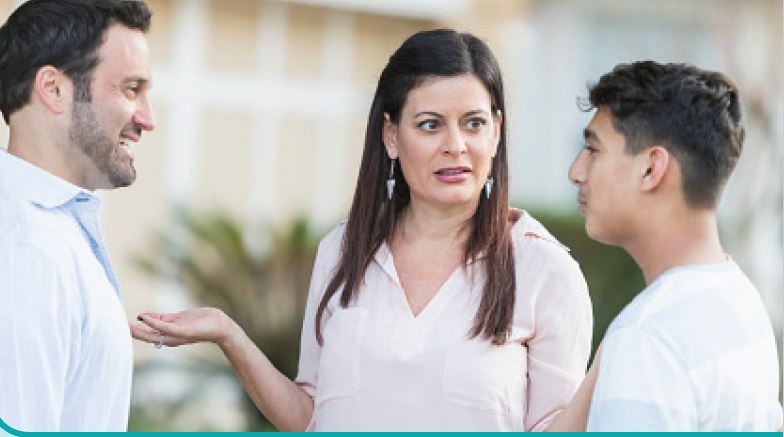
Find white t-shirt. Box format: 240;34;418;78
587;260;783;431
295;212;593;431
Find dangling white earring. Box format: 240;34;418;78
485;162;494;200
387;159;396;201
484;177;494;199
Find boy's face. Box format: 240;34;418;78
568;107;643;245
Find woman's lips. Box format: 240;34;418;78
434;166;471;183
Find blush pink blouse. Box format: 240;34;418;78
295;211;593;431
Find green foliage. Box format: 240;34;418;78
529;209;645;355
134;209;321;431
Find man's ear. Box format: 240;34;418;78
640;145;670;192
382;113;399;159
33;66;71;115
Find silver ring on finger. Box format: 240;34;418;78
155;333;166;349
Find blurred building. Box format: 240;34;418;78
0;0;781;430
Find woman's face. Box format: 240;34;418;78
383;74;501;211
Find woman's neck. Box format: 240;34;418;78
396;196;477;245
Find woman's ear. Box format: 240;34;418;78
383;113;399;159
491;109;503;158
640;145;670;192
33;65;71;115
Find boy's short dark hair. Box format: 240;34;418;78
0;0;152;123
587;61;744;209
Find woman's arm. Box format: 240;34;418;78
518;236;594;431
132;225;345;431
133;309;313;431
545;344;602;432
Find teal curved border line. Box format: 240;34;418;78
0;417;21;436
0;416;781;437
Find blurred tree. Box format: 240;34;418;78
135;209;321;431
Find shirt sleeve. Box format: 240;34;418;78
523;248;593;431
0;244;81;432
587;325;697;431
294;225;344;399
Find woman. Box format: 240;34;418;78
133;29;594;431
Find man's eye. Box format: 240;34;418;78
418;120;439;131
584;144;598;154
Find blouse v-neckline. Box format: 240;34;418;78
370;214;530;320
374;242;464;321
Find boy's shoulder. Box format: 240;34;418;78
607;261;771;367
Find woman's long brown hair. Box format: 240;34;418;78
315;29;515;346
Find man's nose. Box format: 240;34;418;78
133;99;156;132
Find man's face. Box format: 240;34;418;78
69;23;155;189
568;107;642;245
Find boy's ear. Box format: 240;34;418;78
383;113;399;159
640;145;670;192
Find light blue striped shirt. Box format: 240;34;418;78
0;150;133;431
587;260;783;431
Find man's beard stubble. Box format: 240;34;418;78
69;101;137;188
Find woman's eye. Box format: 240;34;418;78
418;120;439;131
126;86;139;98
584;144;598;155
466;118;487;130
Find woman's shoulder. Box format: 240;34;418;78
508;209;586;284
320;219;347;245
509;209;571;258
509;210;590;311
314;220;347;263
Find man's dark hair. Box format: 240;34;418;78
0;0;151;123
587;61;745;209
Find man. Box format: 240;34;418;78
569;61;783;431
0;0;154;431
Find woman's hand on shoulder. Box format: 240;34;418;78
132;307;242;349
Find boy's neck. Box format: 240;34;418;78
625;208;726;285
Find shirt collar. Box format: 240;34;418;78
0;149;93;208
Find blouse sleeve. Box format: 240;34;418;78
520;240;593;431
294;224;345;398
